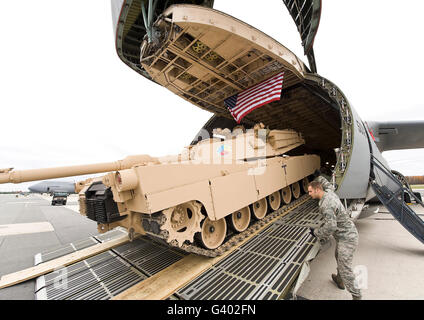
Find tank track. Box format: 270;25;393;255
141;194;310;257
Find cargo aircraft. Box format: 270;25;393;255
1;0;423;248
110;0;424;243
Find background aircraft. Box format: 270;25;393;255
28;180;75;194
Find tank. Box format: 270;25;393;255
0;124;319;256
114;2;393;203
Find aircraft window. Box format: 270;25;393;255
54;192;68;196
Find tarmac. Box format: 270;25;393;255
0;194;97;300
0;192;423;300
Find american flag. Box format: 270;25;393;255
224;71;284;123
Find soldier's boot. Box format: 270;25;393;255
331;273;345;290
352;294;362;300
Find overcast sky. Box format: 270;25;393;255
1;0;423;191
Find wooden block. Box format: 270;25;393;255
0;234;130;289
112;254;214;300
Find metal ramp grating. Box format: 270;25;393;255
176;199;322;300
34;201;322;300
278;200;321;228
35;251;146;300
111;238;188;276
34;227;128;266
34;231;188;300
94;228;128;242
34;238;98;266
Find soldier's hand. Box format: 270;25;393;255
309;228;316;237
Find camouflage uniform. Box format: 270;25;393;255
314;177;361;298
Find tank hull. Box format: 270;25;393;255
106;154;319;220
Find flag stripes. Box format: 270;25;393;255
224;72;285;123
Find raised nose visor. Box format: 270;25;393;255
138;4;308;117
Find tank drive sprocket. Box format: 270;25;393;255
160;201;204;247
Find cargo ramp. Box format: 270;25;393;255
32;196;323;300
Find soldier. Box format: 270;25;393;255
307;179;362;300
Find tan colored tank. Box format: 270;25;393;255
0;125;319;255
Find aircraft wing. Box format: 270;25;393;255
366;120;424;152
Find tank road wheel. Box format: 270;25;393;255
199;217;227;250
281;186;292;205
291;182;301;199
301;177;309;194
267;191;281;211
251;198;268;220
229;206;251;233
160;201;204;247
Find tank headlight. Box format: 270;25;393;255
115;172;122;185
115;169;138;192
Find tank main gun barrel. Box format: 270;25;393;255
0;155;157;184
